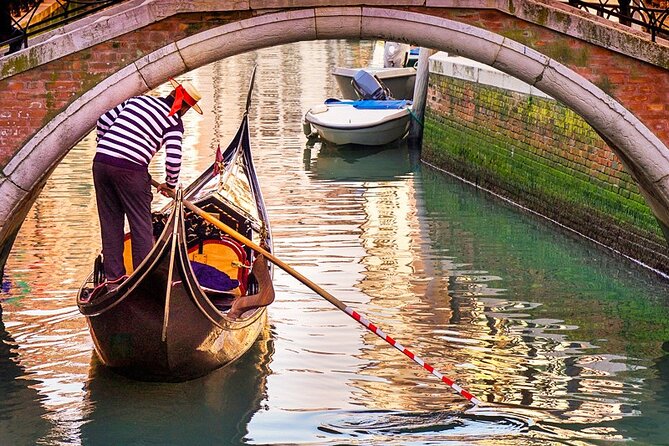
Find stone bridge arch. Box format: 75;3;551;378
1;1;669;271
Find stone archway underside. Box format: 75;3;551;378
2;7;669;266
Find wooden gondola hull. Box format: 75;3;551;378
81;205;267;381
85;301;266;382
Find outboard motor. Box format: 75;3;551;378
351;70;393;100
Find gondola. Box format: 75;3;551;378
77;68;274;382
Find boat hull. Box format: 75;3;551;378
85;308;266;382
305;105;411;146
79;190;270;381
82;254;267;381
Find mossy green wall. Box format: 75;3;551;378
422;74;669;274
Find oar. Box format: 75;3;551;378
153;179;482;406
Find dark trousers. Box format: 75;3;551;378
92;162;153;281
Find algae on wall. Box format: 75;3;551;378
422;74;667;274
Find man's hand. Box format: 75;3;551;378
156;182;175;198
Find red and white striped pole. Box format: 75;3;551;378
345;307;482;406
171;184;481;406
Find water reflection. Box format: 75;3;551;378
305;140;417;181
0;306;51;445
298;135;669;442
80;326;274;445
416;166;669;440
615;350;669;443
317;408;534;443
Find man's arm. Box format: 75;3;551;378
163;127;184;188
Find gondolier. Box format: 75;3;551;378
93;79;203;284
78;68;277;381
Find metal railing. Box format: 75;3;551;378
1;0;123;56
567;0;669;41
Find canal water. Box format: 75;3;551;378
2;41;669;445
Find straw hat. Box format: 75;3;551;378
168;78;203;115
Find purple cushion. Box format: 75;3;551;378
190;261;239;291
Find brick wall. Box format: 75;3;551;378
421;7;669;151
0;10;249;167
422;67;669;275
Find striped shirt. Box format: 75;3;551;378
95;95;184;187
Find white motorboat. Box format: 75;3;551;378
304;70;413;146
303;99;412;146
